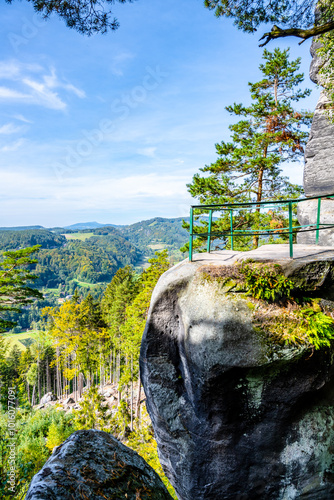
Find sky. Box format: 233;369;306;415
0;0;320;227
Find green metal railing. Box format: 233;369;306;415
189;193;334;261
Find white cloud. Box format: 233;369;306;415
22;77;67;110
137;147;157;158
109;52;134;76
13;114;33;124
0;139;25;152
0;168;193;226
42;67;86;98
0;87;30;100
0;123;24;134
0;61;42;80
0;60;85;110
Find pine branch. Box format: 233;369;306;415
259;21;334;47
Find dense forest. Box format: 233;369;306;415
0;230;66;251
0;218;188;333
0;251;176;498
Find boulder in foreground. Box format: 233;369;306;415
25;429;172;500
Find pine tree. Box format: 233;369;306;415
74;386;109;430
119;251;169;387
0;245;43;332
184;48;313;251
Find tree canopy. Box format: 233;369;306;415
6;0;132;35
0;246;43;332
183;47;312;251
205;0;334;45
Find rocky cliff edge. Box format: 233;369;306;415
140;245;334;500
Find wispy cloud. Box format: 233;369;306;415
0;60;85;110
109;52;134;76
0;87;29;100
13;114;33;124
0;122;24;134
0;61;42;80
137;147;157;158
0;139;26;152
22;77;67;110
42;68;86;99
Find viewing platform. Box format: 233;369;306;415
190;243;334;266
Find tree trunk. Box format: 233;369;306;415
253;144;267;248
37;358;41;403
130;356;133;431
46;353;50;393
135;379;142;420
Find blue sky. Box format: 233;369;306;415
0;0;319;227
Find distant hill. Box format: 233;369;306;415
62;218;190;258
0;229;67;251
35;229;142;288
64;221;116;230
115;217;189;260
0;225;44;231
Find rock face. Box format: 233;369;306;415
298;39;334;244
40;392;57;405
297;198;334;245
25;430;172;500
303;40;334;197
140;252;334;500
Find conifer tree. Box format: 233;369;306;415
0;245;43;332
184;48;313;250
119;251;169;386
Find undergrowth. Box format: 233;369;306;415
200;261;334;351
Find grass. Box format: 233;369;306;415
72;279;100;288
62;232;97;241
147;244;167;250
3;331;36;352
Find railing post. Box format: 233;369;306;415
189;207;194;262
316;197;321;244
230;209;234;250
207;210;212;253
288;201;293;258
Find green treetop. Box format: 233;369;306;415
6;0;132;35
0;245;43;332
205;1;334;45
184;48;313;250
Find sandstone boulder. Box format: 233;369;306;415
40;392;57;405
303;39;334;198
298;39;334;245
140;255;334;500
25;429;172;500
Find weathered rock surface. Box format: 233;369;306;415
25;429;172;499
298;39;334;245
140;250;334;500
303;39;334;198
297;198;334;245
39;392;57;405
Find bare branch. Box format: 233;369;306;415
259;20;334;47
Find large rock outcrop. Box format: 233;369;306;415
298;39;334;244
303;40;334;197
140;247;334;500
25;429;172;499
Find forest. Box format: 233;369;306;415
0;218;188;333
0;250;177;498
